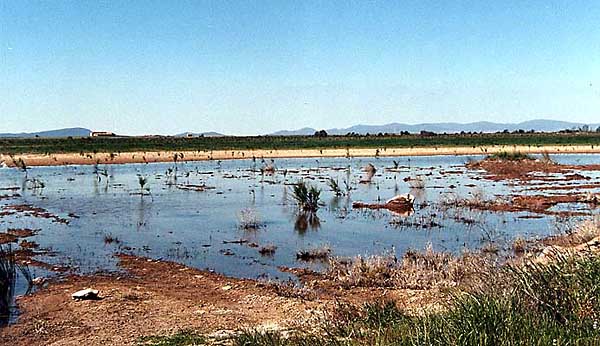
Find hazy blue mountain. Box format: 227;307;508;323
271;120;599;136
175;131;225;137
0;127;91;138
270;127;317;136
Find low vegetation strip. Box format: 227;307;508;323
2;132;600;155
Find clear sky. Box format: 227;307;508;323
1;1;599;135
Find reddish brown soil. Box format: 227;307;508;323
352;200;414;215
464;158;600;215
1;204;70;224
454;194;594;217
7;228;39;237
0;233;19;244
1;254;437;346
467;158;564;181
0;229;38;244
523;183;600;191
466;158;600;182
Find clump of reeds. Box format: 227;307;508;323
292;181;321;212
0;245;32;326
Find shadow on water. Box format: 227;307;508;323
0;245;33;327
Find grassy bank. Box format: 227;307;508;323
2;132;600;155
139;252;600;346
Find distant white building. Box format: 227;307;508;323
90;131;116;137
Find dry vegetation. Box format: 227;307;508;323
320;245;496;292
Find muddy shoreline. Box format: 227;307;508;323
0;254;437;346
2;144;600;167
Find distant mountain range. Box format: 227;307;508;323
1;120;598;138
270;120;600;136
0;127;91;138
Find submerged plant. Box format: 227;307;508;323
327;178;342;197
360;163;377;183
540;151;555;164
14;158;27;173
24;178;45;190
238;208;263;230
407;175;426;189
93;162;108;182
296;245;331;262
137;175;151;196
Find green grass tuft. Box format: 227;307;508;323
487;151;533;161
137;330;205;346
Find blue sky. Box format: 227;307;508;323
1;1;599;135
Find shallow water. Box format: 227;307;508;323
1;154;599;323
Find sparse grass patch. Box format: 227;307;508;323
325;245;496;291
137;330;205;346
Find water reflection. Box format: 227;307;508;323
0;246;32;327
294;211;321;234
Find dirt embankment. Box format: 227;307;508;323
1;254;434;346
2;144;600;167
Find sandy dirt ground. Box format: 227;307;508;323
0;255;437;346
2;144;600;167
